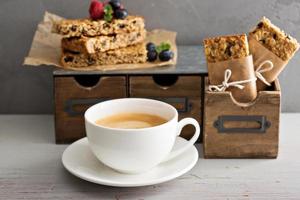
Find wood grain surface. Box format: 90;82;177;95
0;114;300;199
54;76;127;143
204;79;281;158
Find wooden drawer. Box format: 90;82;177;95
204;78;281;158
129;75;202;140
54;75;126;143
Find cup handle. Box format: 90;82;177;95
164;118;200;162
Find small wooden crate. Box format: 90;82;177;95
129;75;202;139
54;75;126;143
203;78;281;158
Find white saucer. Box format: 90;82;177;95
62;137;198;187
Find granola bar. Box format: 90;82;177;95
53;15;145;37
203;34;249;63
61;42;147;68
249;17;299;61
61;30;146;54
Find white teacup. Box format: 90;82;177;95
85;98;200;174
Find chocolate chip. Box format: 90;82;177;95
103;23;110;29
286;35;291;40
225;43;233;57
82;29;88;35
118;24;125;29
225;46;232;56
132;20;136;24
260;39;266;44
71;25;77;31
137;33;141;37
101;41;107;47
87;56;96;65
257;22;263;28
64;56;74;62
273;34;277;39
64;49;80;54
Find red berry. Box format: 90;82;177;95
89;0;104;20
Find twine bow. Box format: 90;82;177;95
208;69;257;92
255;60;274;86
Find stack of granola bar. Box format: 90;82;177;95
53;15;147;68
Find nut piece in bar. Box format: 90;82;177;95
249;17;299;61
61;42;147;68
53;15;145;37
203;34;249;63
61;30;146;54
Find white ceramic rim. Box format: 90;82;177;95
84;98;178;132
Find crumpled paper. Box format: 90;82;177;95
23;12;177;71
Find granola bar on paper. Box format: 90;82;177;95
61;42;147;68
53;15;145;37
204;34;249;63
249;17;299;61
61;30;146;54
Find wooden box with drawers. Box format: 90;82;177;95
53;46;206;143
54;74;203;143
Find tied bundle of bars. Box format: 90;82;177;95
249;17;299;91
203;17;299;103
53;16;147;67
204;34;257;103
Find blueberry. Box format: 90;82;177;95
146;42;156;52
109;0;121;9
159;50;174;61
147;50;157;62
114;9;128;19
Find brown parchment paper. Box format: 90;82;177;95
249;36;288;91
23;12;177;71
207;55;257;103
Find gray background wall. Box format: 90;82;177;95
0;0;299;113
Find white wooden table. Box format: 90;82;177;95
0;114;300;200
